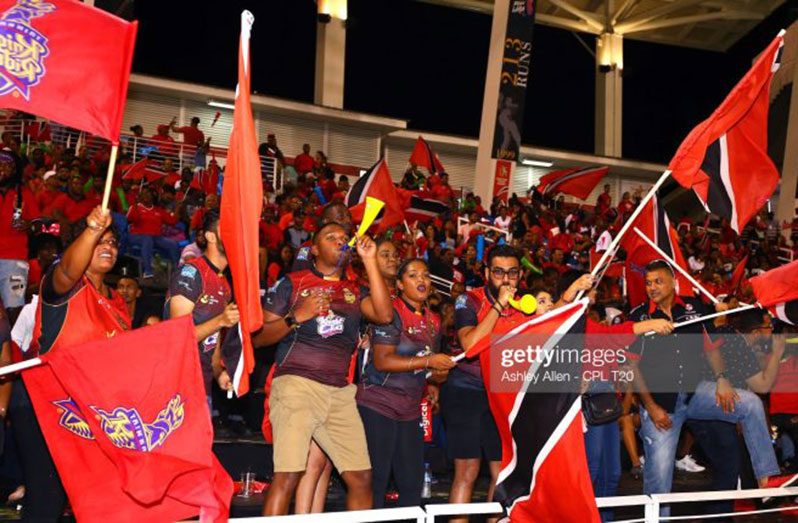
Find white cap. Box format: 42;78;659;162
43;170;56;181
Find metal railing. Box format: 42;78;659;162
227;488;798;523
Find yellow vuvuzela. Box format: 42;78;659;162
508;294;537;315
348;197;385;247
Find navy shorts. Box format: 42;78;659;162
440;383;501;462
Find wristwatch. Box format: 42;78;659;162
284;314;298;329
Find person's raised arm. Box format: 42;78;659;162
358;236;393;324
51;206;111;296
458;285;514;351
747;335;786;394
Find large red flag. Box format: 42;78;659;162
23;316;232;521
729;254;749;294
0;0;137;143
121;158;166;183
472;301;600;522
345;158;404;232
749;260;798;308
536;166;609;200
409;136;446;174
668;32;784;233
219;11;263;397
619;195;694;308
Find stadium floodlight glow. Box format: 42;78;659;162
521;158;553;168
318;0;347;20
208;100;235;110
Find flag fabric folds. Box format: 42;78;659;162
395;187;449;223
475;300;600;522
729;254;749;294
0;0;137;143
750;260;798;324
23;317;233;521
219;11;263;396
668;32;784;233
121;159;166;183
536;166;609;200
619;195;693;308
409;136;446;174
345;158;404;232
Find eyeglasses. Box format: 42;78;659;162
98;237;119;248
490;267;520;278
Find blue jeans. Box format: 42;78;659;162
584;421;620;522
0;259;28;308
128;234;180;275
641;384;779;516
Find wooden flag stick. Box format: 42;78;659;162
579;169;672;300
632;227;719;304
0;358;43;377
100;144;119;212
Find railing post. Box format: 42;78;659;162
132;137;138;162
178;144;184;170
644;498;659;523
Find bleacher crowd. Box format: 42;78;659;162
1;111;798;521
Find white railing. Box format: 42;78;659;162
227;488;798;523
429;274;453;297
456;216;511;243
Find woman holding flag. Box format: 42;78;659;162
14;205;129;521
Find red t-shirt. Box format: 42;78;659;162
177;126;204;147
596;192;611;215
27;258;42;289
259;221;282;250
51;193;98;223
127;203;177;236
293;153;314;174
36;188;61;214
0;187;40;260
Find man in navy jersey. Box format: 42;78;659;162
255;221;393;515
443;244;526;522
166;210;240;401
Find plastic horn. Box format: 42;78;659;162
508;294;537;315
347;197;385;247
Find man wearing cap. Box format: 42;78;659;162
0;151;39;313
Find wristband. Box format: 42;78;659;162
284;314;298;329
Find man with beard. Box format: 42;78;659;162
443;244;526;523
0;151;39;316
165;210;240;407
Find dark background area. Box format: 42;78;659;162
118;0;798;164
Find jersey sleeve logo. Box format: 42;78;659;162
455;294;468;310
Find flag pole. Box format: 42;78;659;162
101;144;119;212
632;227;719;304
645;303;758;336
578;169;671;300
0;358;43;377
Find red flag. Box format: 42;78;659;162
619;196;694;308
23;317;232;521
474;301;600;522
729;254;749;293
0;1;137;143
536;166;609;200
668;32;784;233
749;260;798;308
122;159;166;183
219;11;263;396
409;136;446;174
345;158;404;232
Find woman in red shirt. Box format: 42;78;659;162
126;186;180;278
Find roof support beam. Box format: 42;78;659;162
615;0;708;33
537;13;602;34
621;10;761;34
610;0;640;26
547;0;606;32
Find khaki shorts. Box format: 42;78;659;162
270;374;371;473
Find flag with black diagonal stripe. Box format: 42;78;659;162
749;260;798;325
668;31;784;233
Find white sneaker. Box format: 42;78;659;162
675;454;705;473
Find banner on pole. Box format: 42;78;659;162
493;159;513;202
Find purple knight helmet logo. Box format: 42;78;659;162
0;0;56;100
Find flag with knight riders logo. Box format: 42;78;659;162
23;316;232;522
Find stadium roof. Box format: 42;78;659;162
418;0;785;51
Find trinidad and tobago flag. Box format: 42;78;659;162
669;31;784;233
345;158;405;232
464;300;600;522
749;260;798;325
121;159;167;183
619;194;694;308
395;187;449;223
536;166;609;201
409;136;446;175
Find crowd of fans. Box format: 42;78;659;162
1;112;798;519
